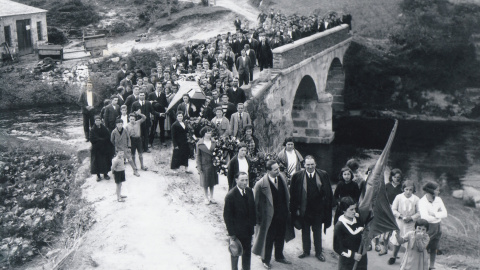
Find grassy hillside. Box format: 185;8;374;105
257;0;402;38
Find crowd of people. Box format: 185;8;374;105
225;153;447;270
79;10;448;270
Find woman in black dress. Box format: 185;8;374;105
90;115;113;181
334;196;368;270
170;111;192;173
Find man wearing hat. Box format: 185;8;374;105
224;172;256;270
289;155;333;262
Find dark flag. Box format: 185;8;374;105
353;120;399;270
358;119;399;238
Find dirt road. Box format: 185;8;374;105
54;144;450;269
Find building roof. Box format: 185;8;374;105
0;0;47;17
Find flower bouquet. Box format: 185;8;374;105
248;149;279;185
212;136;239;175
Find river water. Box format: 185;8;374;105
297;117;480;189
1;106;479;189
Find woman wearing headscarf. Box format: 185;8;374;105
90;115;113;181
418;181;447;270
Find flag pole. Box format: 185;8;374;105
352;119;398;270
352;221;370;270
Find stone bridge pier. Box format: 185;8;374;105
249;25;352;149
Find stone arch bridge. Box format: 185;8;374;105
249;25;352;149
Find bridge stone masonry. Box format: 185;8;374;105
248;25;352;149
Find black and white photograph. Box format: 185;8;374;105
1;0;480;269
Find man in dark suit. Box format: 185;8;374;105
177;94;198;119
148;83;168;147
244;44;256;81
116;62;128;87
125;86;140;114
235;49;251;87
257;37;273;71
233;16;242;31
226;79;246;106
290;155;333;262
252;160;293;269
248;34;259;58
115;86;125;107
218;94;237;120
293;25;302;41
104;95;121;133
131;91;153;153
224;172;256;270
119;74;133;101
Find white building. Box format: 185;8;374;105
0;0;48;56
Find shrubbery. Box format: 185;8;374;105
46;27;68;45
0;148;94;267
47;0;101;27
344;0;480;112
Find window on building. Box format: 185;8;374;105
4;26;12;46
37;21;43;41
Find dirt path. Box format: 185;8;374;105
215;0;260;24
105;0;259;56
55;143;451;270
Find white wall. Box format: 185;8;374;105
0;12;48;55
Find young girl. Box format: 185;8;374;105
333;167;360;225
379;168;404;255
111;151;127;202
333;196;367;270
395;219;430;270
389;180;420;265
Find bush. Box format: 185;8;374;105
0;148;94;267
47;0;101;27
126;49;161;76
111;22;132;35
47;27;68;45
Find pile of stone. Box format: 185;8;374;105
452;187;480;209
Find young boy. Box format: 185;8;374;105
125;110;147;171
119;105;128;126
110;118;140;177
111;150;127;202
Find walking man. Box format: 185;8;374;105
289;155;333;262
252;160;295;269
224;172;256;270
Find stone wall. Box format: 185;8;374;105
250;26;352;148
272;25;350;69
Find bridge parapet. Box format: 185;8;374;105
272;25;351;69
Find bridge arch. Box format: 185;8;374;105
325;57;345;113
250;25;352;146
291;75;333;143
